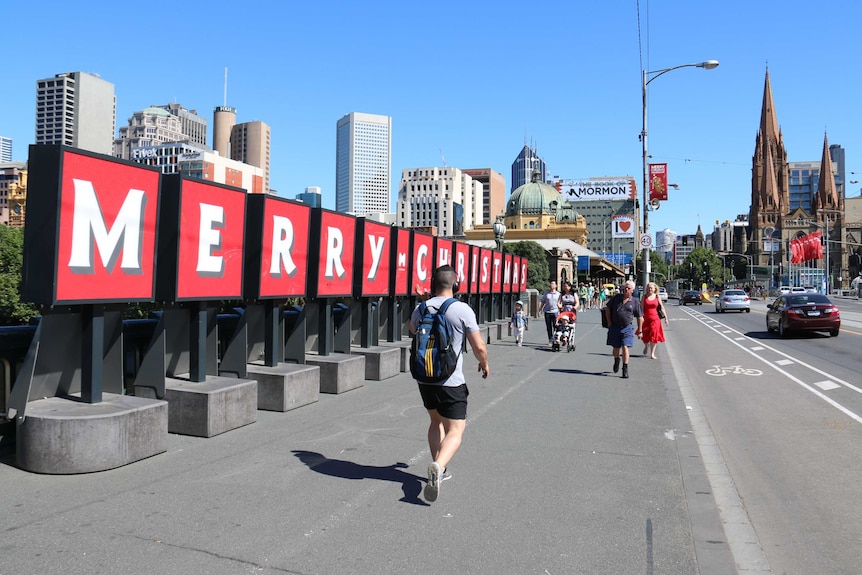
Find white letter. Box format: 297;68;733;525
481;256;489;283
325;226;346;279
417;244;429;282
197;203;224;275
367;234;385;280
269;215;297;277
456;251;467;285
68;179;146;274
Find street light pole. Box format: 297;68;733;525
640;60;719;291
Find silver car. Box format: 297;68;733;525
715;289;751;313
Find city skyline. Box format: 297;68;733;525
2;1;861;237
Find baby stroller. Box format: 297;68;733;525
552;310;577;352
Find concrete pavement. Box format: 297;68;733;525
0;308;738;575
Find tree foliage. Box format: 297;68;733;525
681;248;724;289
0;226;38;325
503;241;549;292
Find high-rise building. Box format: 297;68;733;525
0;136;11;162
159;103;208;147
114;106;188;160
510;145;547;193
462;168;506;225
296;186;322;208
336;112;392;215
397;167;483;237
231;121;270;193
213;105;237;157
35;71;116;155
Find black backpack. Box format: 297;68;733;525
410;298;461;383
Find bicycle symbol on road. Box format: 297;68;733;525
705;365;763;377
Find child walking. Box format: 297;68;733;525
510;301;529;346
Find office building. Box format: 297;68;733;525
159;103;208;148
296;186;322;208
511;145;547;192
213;105;237;157
231;121;270;193
0;162;27;226
397;167;483;237
0;137;11;162
114;106;188;160
336;112;392;215
462;168;506;225
35;71;116;155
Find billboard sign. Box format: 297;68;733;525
560;178;636;202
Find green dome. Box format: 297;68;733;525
506;180;563;216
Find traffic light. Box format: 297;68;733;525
682;236;688;246
702;261;710;282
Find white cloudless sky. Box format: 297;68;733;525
2;0;860;238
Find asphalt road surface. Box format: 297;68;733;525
1;298;859;574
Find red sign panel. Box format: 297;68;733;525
411;232;434;295
519;257;529;292
393;228;411;296
435;238;453;268
491;251;503;292
503;254;513;293
359;220;391;297
512;256;521;292
315;211;356;297
454;242;471;294
258;196;311;298
649;163;668;201
479;248;492;294
176;180;246;300
54;150;160;303
469;245;481;294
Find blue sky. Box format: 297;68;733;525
2;0;860;239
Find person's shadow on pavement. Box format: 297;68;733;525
292;450;428;506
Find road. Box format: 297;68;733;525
667;295;862;575
0;296;860;574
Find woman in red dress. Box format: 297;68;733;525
641;282;669;359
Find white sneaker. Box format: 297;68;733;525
425;462;442;502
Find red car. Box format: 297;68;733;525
766;293;840;337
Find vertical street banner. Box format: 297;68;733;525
649;163;668;201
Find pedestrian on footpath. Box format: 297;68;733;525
603;279;643;378
641;282;668;359
540;280;561;346
559;281;579;313
510;300;529;346
409;265;489;503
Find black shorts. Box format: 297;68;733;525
418;383;469;420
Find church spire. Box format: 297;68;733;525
815;132;839;212
760;68;781;145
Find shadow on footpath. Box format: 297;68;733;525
292;450;428;506
548;368;610;376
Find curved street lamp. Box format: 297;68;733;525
640;60;719;290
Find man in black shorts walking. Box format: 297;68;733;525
410;265;489;503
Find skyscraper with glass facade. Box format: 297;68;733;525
0;136;11;162
510;145;547;193
336;112;392;215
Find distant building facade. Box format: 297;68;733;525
0;162;27;226
462;168;506;225
336;112;392;215
296;186;322;208
0;136;11;162
114;107;189;160
397;167;482;237
159;103;208;148
230;121;271;193
35;71;116;155
510;145;547;193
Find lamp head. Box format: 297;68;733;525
698;60;720;70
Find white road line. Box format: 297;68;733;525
814;380;842;391
750;346;764;351
775;359;794;366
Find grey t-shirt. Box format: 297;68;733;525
409;296;479;387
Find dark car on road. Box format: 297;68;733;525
681;290;703;305
766;293;840;337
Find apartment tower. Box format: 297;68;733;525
231;121;271;192
35;71;116;155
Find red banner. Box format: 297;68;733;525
649;163;668;202
791;231;824;263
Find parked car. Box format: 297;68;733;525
715;289;751;313
658;287;668;302
766;293;840;337
779;285;791;295
790;286;807;294
681;290;703;305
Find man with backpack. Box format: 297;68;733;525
409;265;489;503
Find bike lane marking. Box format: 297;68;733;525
681;307;862;425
